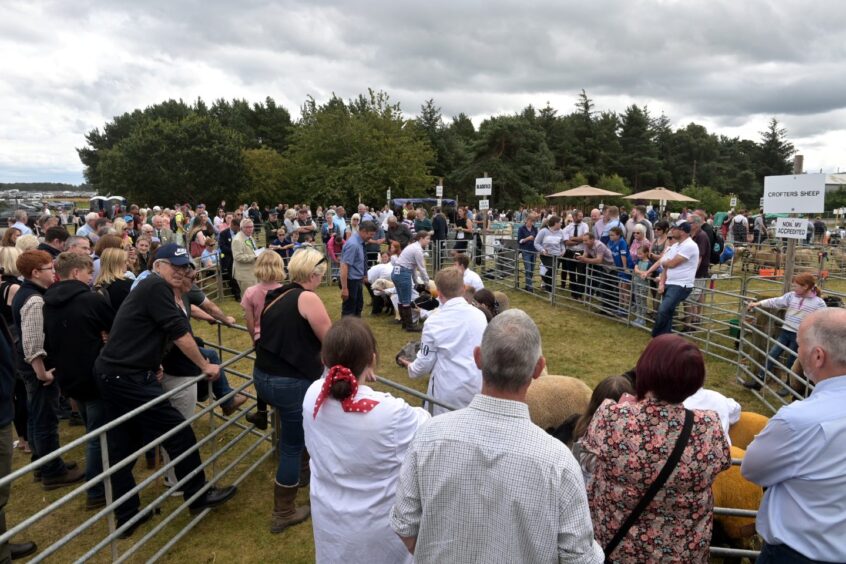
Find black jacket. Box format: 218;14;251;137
43;280;115;401
432;214;448;240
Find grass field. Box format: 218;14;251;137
7;282;771;562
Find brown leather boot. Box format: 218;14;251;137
270;482;310;534
299;450;310;488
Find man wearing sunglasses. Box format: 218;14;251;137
94;244;237;538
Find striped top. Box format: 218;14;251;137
759;291;827;332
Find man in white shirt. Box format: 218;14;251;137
397;267;487;416
742;308;846;564
562;211;590;298
391;309;604;563
11;210;33;236
650;221;698;336
453;253;484;292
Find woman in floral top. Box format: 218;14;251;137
582;335;730;563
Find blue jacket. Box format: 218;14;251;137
517;224;538;253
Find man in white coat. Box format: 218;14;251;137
398;267;487;415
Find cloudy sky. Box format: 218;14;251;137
2;0;845;184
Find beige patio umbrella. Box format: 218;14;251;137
546;185;623;198
623;187;699;202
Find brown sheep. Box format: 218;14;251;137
728;412;770;450
525;371;592;432
712;445;763;546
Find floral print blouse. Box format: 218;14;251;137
581;397;730;563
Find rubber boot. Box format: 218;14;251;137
270;482;310;534
400;305;421;333
298;450;310;488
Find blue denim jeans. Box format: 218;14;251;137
252;367;312;486
652;284;692;336
391;266;413;306
22;373;66;478
762;329;798;376
77;398;107;500
522;251;536;289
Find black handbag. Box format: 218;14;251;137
603;409;694;563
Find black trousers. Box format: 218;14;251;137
97;371;205;525
341;278;364;317
540;254;556;292
220;255;240;300
563;251;587;298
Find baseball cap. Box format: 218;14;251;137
672;221;691;233
156;244;192;266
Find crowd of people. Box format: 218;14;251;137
0;198;844;564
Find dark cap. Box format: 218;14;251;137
156;244;192;266
672;221;691;234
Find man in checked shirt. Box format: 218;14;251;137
391;309;603;563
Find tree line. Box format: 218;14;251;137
78;89;805;212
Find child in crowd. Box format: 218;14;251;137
631;245;651;328
743;273;827;395
269;227;295;268
200;239;220;269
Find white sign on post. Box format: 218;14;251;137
774;217;810;240
729;197;737;208
386;188;391;201
435;185;443;198
763;174;826;214
479;199;490;210
475;177;492;196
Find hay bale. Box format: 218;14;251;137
526;373;592;432
728;412;769;450
713;446;762;542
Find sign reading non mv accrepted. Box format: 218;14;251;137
763;174;826;214
774;217;810;240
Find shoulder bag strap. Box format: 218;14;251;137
603;408;694;563
262;287;297;317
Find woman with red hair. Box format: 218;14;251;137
582;335;730;563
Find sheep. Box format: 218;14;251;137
728;411;770;450
711;445;764;554
525;371;592;433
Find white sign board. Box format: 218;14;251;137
386;188;391;201
435;185;443;198
774;217;809;240
729;197;737;208
475;177;492;196
763;174;826;214
478;199;490;210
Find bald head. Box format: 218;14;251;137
798;308;846;383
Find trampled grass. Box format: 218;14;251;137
7;281;769;562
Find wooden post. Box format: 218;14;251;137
782;156;803;292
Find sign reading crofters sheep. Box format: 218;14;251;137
763;174;825;214
774;217;810;240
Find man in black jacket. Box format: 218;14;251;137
36;227;69;259
43;252;115;510
217;218;241;301
431;207;448;270
93;244;236;537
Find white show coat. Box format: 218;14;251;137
303;382;430;564
407;297;487;416
463;268;485;291
683;387;741;446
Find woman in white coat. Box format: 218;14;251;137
303;317;430;564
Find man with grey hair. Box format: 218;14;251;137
75;212;99;240
742;308;846;563
391;309;604;564
64;235;92;256
231;218;257;292
12;210;32;237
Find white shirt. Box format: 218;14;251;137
367;262;394;284
12;221;32;236
407;297;487;416
562;222;589;252
303;382;430;564
391;395;604;564
742;376;846;562
683;388;741;445
462;269;484;291
662;237;698;288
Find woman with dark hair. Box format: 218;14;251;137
303;317;429;563
472;288;500;319
453;207;473;253
582;335;730;563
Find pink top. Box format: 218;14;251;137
240;281;282;341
